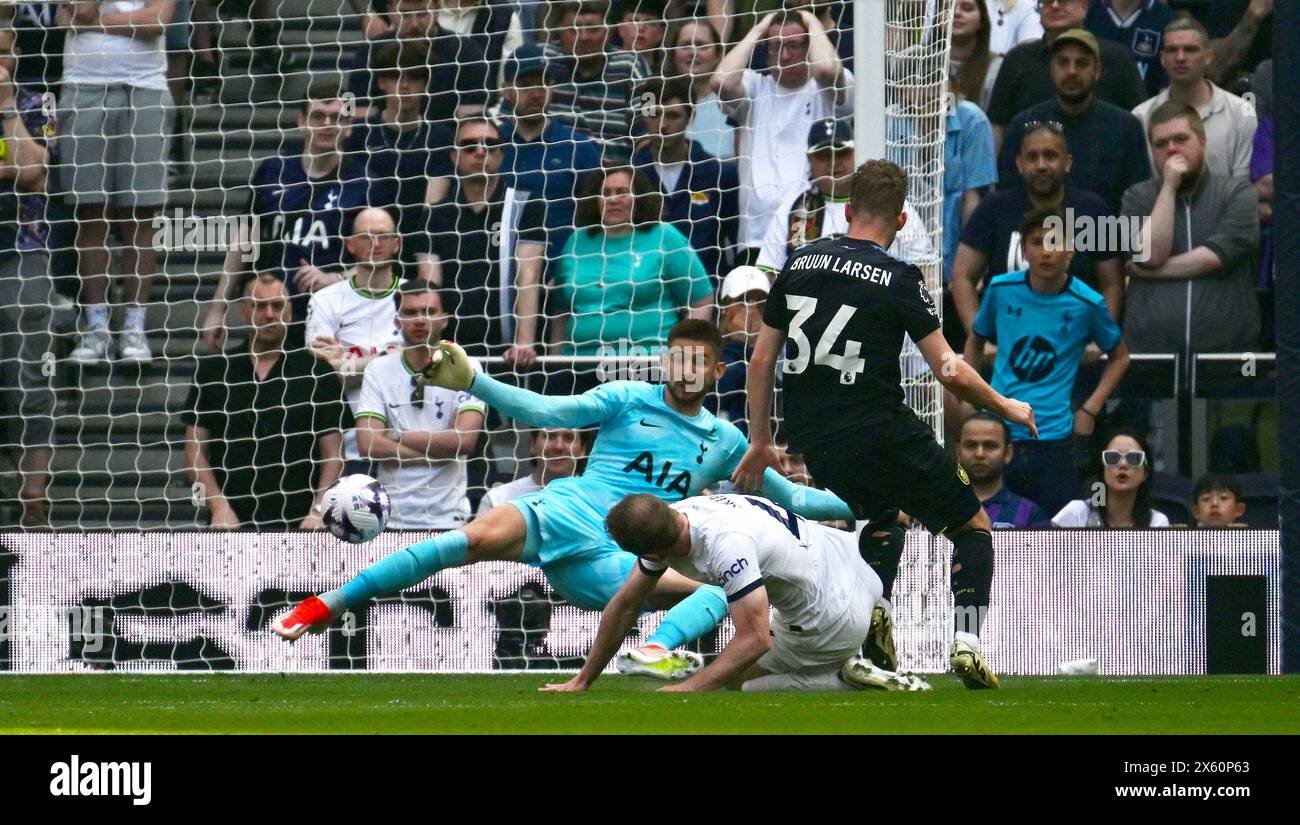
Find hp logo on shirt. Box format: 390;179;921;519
1009;335;1057;383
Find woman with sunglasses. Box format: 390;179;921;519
1051;428;1170;528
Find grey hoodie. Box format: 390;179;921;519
1120;171;1260;355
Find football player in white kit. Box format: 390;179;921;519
543;493;931;693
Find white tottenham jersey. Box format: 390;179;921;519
640;494;860;630
305;275;403;458
355;351;487;529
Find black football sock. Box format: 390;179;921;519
859;520;906;598
950;527;993;638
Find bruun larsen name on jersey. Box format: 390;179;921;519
788;253;894;286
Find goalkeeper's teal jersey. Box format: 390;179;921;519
560;381;748;499
470;375;852;573
502;381;747;568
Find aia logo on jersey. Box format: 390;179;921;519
622;451;692;499
1009;335;1057;382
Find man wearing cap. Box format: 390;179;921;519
987;0;1145;144
996;29;1150;212
498;44;603;236
632;76;739;282
714;265;770;434
756;117;933;274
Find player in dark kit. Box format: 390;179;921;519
732;160;1037;689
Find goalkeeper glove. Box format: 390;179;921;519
418;340;477;392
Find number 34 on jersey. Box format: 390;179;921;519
782;295;866;385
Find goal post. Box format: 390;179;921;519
855;0;953;447
0;0;961;672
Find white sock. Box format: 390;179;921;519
85;303;110;330
954;630;981;648
741;671;852;693
124;305;147;332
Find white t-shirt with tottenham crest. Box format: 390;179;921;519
355;350;488;529
305;275;403;459
724;69;854;249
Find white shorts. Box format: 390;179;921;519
757;527;883;675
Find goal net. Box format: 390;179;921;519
0;0;956;672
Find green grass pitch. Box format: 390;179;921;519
3;674;1299;734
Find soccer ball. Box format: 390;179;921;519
320;474;390;543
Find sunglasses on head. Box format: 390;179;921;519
1023;119;1066;136
1102;449;1146;468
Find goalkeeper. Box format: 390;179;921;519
274;320;857;679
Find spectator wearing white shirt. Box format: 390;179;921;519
1130;16;1257;179
713;9;851;263
305;207;404;465
756;118;933;273
355;283;487;530
1051;429;1170;528
987;0;1043;55
475;427;589;517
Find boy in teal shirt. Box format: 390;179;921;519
965;207;1131;516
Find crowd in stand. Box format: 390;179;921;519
0;0;1278;531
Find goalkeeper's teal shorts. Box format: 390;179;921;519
538;551;638;612
509;480;638;611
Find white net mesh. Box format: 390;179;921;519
882;0;950;441
0;0;958;671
